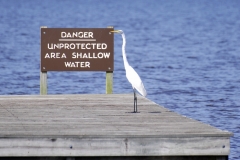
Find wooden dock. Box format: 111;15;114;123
0;94;232;160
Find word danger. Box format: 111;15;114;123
61;32;93;38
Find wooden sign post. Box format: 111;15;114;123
40;26;48;95
106;26;113;94
40;26;114;95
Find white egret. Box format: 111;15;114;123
111;30;147;113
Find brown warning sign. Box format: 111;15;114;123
41;28;114;71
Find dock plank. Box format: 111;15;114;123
0;94;232;157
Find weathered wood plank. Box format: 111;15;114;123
0;94;232;157
0;137;230;156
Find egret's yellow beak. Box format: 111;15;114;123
110;30;120;33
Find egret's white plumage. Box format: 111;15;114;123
111;30;147;97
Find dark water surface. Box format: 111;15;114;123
0;0;239;159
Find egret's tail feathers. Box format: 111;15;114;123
136;82;147;97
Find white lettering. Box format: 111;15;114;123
88;53;92;59
44;52;66;58
97;43;101;49
102;43;107;49
45;53;50;58
103;52;110;58
98;52;103;58
60;43;64;49
61;32;66;38
72;32;77;38
64;62;71;67
91;43;96;49
71;52;110;59
61;32;94;38
85;62;90;68
67;32;71;38
88;32;93;38
86;43;91;49
70;43;75;49
64;43;69;49
83;53;88;58
48;44;53;49
64;62;90;68
47;43;107;50
93;52;97;58
61;53;67;58
51;52;55;58
70;62;76;67
72;52;76;58
81;43;85;49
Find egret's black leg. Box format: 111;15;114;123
133;90;137;113
136;93;137;112
133;90;135;112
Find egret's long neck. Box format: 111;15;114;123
121;33;129;68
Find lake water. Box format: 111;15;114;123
0;0;239;159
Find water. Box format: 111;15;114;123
0;0;239;159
